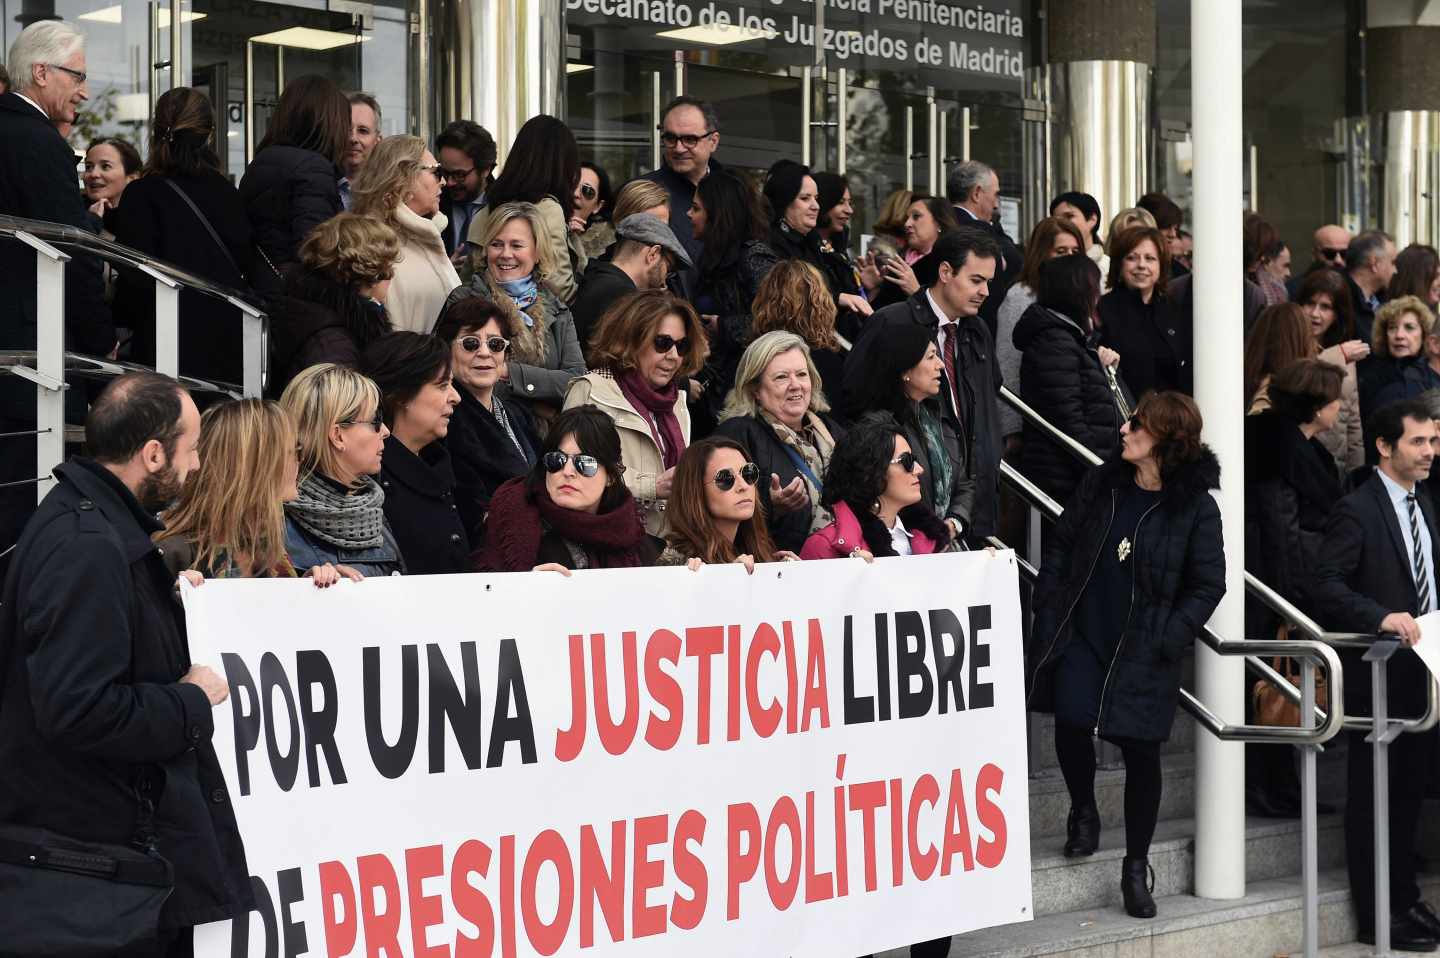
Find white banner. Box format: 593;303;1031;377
183;550;1031;957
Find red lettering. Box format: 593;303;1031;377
632;814;668;938
500;835;517;958
801;619;830;731
451;840;495;958
975;763;1008;868
553;635;587;762
685;626;725;744
356;853;403;958
726;802;761;920
782;621;799;734
745;623;782;738
907;774;941;881
889;778;905;887
847;780;886;892
579;821;626;946
940;768;975;875
520;830;574;955
592;633;639;755
803;789;834;903
319;859;357;957
403;845;447;958
671;810;708;930
726;624;742;741
763;796;802;910
643;630;682;750
832;782;849;897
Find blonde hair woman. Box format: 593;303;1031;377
1105;207;1158;261
440;201;585;425
715;331;843;553
350;135;460;335
611;179;672;224
279;363;405;576
1357;294;1440;449
156;398;358;585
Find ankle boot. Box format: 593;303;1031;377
1121;856;1156;918
1063;803;1101;857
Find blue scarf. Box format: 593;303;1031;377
498;276;539;320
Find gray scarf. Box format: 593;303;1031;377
286;473;387;550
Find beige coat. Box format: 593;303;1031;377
387;204;461;335
1246;344;1362;473
466;195;586;305
563;370;689;537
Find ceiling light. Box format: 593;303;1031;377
79;5;207;25
566;62;593;74
656;23;776;44
249;27;371;51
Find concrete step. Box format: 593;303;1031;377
1026;712;1198;775
1029;814;1347;917
873;869;1440;958
1028;753;1197;840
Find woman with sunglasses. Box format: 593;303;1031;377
279;363;406;577
657;437;798;570
1029;391;1224;920
573;161;615;261
800;417;953;561
434;296;538;542
475;406;657;572
564;289;709;536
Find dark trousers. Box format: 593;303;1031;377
1345;726;1438;929
859;939;950;958
1055;723;1164;859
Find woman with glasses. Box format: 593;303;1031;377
279;363;406;577
564;289;708;536
434;296;538;542
475;406;658;572
799;417;953;561
1029;391;1224;920
573;161;615;260
657;437;797;570
361;332;468;575
350;135;460;336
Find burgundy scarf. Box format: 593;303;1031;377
474;477;649;571
616;369;685;470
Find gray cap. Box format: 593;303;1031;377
615;213;693;268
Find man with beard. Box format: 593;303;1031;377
435;119;498;269
0;372;252;957
570;213;691;360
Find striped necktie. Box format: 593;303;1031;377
1407;493;1432;614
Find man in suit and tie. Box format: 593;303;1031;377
1314;398;1440;952
946;160;1021;341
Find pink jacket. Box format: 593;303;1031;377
799;501;942;560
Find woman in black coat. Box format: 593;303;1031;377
763;161;871;333
1243;359;1344;816
362;332;471;575
1097;225;1191;399
1015;254;1125;506
1029;390;1225;920
238;75;348;290
111;87;254;385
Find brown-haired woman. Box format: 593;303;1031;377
1029;391;1225;919
563;289;709;536
657;436;798;570
111;87;255;384
750;259;849;415
239;74;350;288
1097;225;1191;398
1388;243;1440;310
1296;268;1368;471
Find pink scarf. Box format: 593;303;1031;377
616;369;685;470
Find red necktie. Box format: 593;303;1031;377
942;325;961;414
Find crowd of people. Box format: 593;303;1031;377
4;16;1440;957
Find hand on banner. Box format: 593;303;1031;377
735;554;756;575
308;563;363;588
533;562;573;576
685;557;705;572
181;664;229;706
777;550;800;562
175;570;204;591
1382;611;1422;646
849;548;875;563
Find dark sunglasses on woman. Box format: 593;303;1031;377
653;334;691;356
1126;415;1145;433
543;451;601;478
890;451;919;473
460;334;510;354
709;462;760;491
340;413;385;433
578;183;597;200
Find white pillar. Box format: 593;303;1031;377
1190;0;1247;900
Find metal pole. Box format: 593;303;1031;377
16;232;69;504
961;105;971;162
1249;144;1259;212
142;266;182;379
905;106;914;190
801;67;812;166
1366;640;1401;956
1300;655;1319;958
244;41;255;165
170;0;182;90
1191;0;1246;901
939;107;948;179
927;93;938;194
836;67;848;174
232;299;266;398
415;0;430;140
275;46;285;94
651;72;661;171
673;50;684;96
148;2;160;117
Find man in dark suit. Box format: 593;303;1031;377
435;119;497;266
946;160;1021;342
1314;399;1440;951
1345;230;1397;346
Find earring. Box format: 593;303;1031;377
872;498;882;514
903;375;911;382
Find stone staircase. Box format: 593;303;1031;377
875;710;1427;958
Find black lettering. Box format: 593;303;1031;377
894;610;933;719
277;867;308;958
260;652;300;792
295;650;347;788
233;874;278;958
968;605;994;709
842;614;875;725
875;612;892;721
221;653;260;797
363;645;420;778
487;639;537;766
428;642;484;772
928;608;966;713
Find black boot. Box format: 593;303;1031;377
1063;803;1101;857
1121;856;1156;918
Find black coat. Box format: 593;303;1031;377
693;240;780;418
1243;411;1342;641
768;221;867;338
238;145;342;289
714;412;846;553
1014;302;1123;506
1357;356;1440;460
570;260;637;357
1097;285;1192;399
844;290;1003;539
1028;450;1226;741
266;270;391;398
1346;272;1380;346
110;173;255;384
1313;470;1440;716
378;436;471;575
0;459;253;929
444;389;537;541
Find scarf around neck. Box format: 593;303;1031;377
286;473;387;550
617;369;685;470
478;477;648;571
499;275;539;316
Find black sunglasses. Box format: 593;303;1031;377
653;334;691;356
710;462;760;491
460;334;509;353
890;451;919;473
1126;415;1145;433
543;451;601;478
578;183;597;200
340;413;385;433
1319;247;1346;260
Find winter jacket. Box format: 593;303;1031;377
694;239;780;416
446;388;537;541
1358;354;1440;460
1097;285;1192;399
377;436;471;575
466;196;585;304
1014;302;1124;507
714;412;846;553
238;145;342;288
570;260;638;358
266;270;391;398
563;370;690;537
474;477;659;572
0;459;253;930
385;204;461;335
799;500;947;559
1028;450;1226;741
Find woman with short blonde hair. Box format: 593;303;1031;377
1358;294;1440;450
279;363;405;576
350;134;460;335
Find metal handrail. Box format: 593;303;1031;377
0;350;244;399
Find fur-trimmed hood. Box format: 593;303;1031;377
1092;444;1221;508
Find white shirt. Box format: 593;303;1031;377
1377;468;1437;613
13;91;48;120
888;515;914;557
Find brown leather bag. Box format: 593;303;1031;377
1253;626;1329;727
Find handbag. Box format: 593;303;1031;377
1253;627;1329;727
0;822;174;956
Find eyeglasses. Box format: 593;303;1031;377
460;334;510;354
418;163;442;177
543;451;601;478
658;130;716;149
1125;415;1146;433
710;462;760;491
440;166;474;182
890;451;919;473
578;183;597;200
46;63;86;84
653;334;691;356
340;413;385;432
1319;247;1346;261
